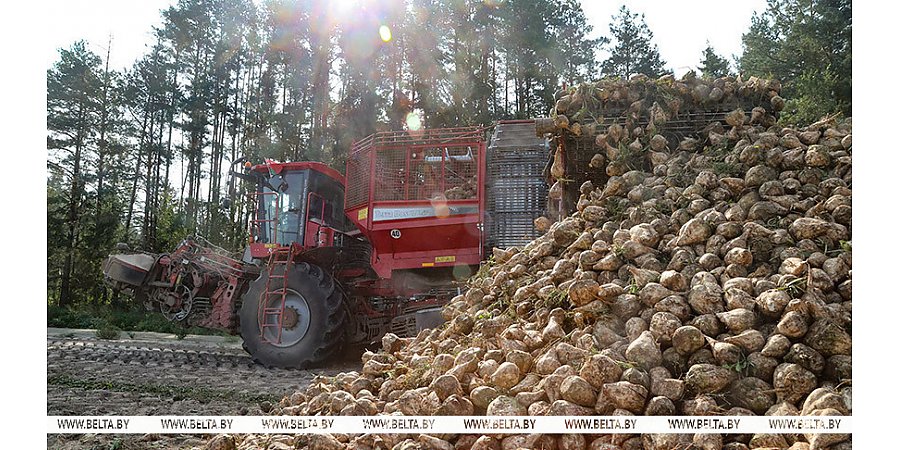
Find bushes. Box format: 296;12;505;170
95;324;121;340
779;68;848;126
47;305;98;329
47;304;224;337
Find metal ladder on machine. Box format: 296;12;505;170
258;246;293;344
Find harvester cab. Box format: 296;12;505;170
241;160;353;260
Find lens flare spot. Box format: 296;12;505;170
379;25;392;42
405;111;422;131
453;264;473;280
431;194;450;219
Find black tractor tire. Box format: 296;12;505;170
239;262;347;369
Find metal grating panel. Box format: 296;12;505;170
390;313;418;338
485;121;549;250
374;147;408;201
345;149;370;209
566;135;608;192
346;127;485;227
370;145;480;202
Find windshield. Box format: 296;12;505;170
256;171;307;245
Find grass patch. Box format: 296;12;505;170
95;325;121;340
48;304;226;337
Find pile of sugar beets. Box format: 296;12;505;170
205;74;852;450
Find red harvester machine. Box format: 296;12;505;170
103;123;550;368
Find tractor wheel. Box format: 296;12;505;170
239;262;347;369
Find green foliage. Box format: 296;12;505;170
615;359;636;371
48;306;103;329
153;189;191;252
626;282;639;295
47;41;109;307
492;0;601;119
95;324;121;340
702;144;743;177
600;5;669;78
723;356;752;376
546;0;604;84
739;0;851;120
471;256;496;284
779;67;847;125
840;240;852;253
606;196;630;224
776;276;808;298
540;287;569;310
698;42;731;78
48;304;225;336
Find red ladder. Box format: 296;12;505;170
258;247;292;344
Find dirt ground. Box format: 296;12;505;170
46;328;363;449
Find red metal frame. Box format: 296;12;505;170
247;161;347;259
122;238;256;333
350;126;486;152
250;161;345;184
345;126;486;279
201;275;241;330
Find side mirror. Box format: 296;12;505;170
269;174;288;192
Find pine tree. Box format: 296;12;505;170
739;0;851;123
600;5;668;79
47;41;104;306
497;0;598;118
547;0;604;85
698;42;731;78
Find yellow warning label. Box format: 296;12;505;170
421;262;435;267
358;208;368;220
435;255;456;263
264;244;278;248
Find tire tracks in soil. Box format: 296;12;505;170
47;332;362;449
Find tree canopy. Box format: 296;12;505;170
46;0;601;306
739;0;851;123
600;5;668;79
698;42;731;79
